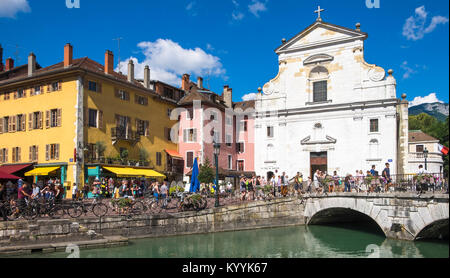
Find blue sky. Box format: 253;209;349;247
0;0;448;105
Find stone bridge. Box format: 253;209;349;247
303;192;449;241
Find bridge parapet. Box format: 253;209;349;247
304;193;449;241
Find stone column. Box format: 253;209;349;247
397;94;409;175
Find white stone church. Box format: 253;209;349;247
254;12;409;179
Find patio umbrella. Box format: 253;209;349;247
189;157;200;193
0;170;20;180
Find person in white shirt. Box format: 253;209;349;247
418;165;426;175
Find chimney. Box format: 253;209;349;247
0;44;3;72
223;85;233;108
64;43;73;67
197;77;203;89
144;65;150;89
181;74;190;91
28;52;36;77
104;50;114;75
127;59;134;82
5;58;14;71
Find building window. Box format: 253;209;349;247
226;134;232;147
226;116;232;126
156;152;162;166
17;89;25;98
213;130;221;143
115;89;130;101
46;144;60;160
135;95;148;106
16;114;25;132
228;155;233;170
3;93;10;100
29;145;38;162
0;148;8;163
12;147;21;163
33;112;41;129
163;87;174;99
34;86;41;95
370;119;379;133
50;109;58;127
313;81;327;102
237;142;245;153
48;81;61;92
237;160;244;171
183;129;197;143
136;119;149;136
267;126;274;138
416;145;424;153
89;109;98;128
186;152;194;168
88;81;97;92
3;117;9;133
210;111;218;121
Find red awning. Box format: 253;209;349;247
0;170;21;180
0;164;32;174
165;149;183;159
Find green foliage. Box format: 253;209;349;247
120;149;129;159
409;114;449;176
95;141;107;158
169;185;185;195
197;158;215;184
139;148;149;162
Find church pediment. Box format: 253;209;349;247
275;21;367;54
301;135;337;145
303;54;334;65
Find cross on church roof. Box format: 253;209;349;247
314;6;325;21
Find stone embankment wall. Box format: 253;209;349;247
0;198;305;247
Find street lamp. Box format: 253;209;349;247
423;148;429;171
213;142;221;208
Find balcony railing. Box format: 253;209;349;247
111;127;140;144
408;152;443;161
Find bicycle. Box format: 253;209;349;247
177;193;208;212
35;197;67;219
67;196;108;218
3;199;38;221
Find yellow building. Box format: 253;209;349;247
0;44;184;197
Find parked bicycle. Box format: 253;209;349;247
67;197;108;218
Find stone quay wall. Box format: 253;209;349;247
0;197;306;247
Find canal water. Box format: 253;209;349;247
20;223;449;258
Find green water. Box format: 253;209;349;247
19;224;449;258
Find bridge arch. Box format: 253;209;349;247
304;194;449;241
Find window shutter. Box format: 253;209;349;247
5;149;8;163
36;146;39;161
84;108;89;127
58;81;62;91
22;114;26;131
14;115;18;132
183;130;187;143
18;147;21;162
13;91;17;99
46;145;50;161
31;87;35;96
8;117;12;132
47;84;52;93
28;113;33;130
126;91;130;101
99;110;103;130
0;119;3;134
23;90;27;98
135;118;139;132
29;146;32;162
39;112;43;129
40;85;44;94
145;121;149;136
12;148;15;163
45;110;50;128
56;144;60;160
57;109;62;127
115;89;120;98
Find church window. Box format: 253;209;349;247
267;126;274;138
313;81;327;102
370;119;379;133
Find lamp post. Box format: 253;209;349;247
423;148;429;172
213;142;221;208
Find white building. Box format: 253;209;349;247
255;13;409;179
407;131;445;175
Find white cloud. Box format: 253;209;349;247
118;39;226;87
186;1;197;16
242;93;257;101
0;0;30;18
232;11;245;21
400;61;416;79
248;0;268;18
409;93;444;107
403;6;449;41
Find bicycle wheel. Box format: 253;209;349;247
92;203;108;217
49;204;65;219
24;205;39;220
149;200;162;214
67;204;83;218
131;201;145;215
5;204;18;221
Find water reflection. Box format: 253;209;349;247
18;225;449;258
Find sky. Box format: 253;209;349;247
0;0;448;106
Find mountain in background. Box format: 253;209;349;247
409;102;449;122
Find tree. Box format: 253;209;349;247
197;158;215;184
95;141;107;159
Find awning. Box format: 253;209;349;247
25;166;60;177
103;167;166;179
0;170;21;180
0;164;33;174
165;149;183;159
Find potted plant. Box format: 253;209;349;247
95;141;107;162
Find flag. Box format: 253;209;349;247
189;157;200;193
438;144;449;156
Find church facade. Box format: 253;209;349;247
254;16;409;179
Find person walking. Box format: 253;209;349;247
0;184;8;221
382;163;392;193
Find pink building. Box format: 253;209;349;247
176;74;255;183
